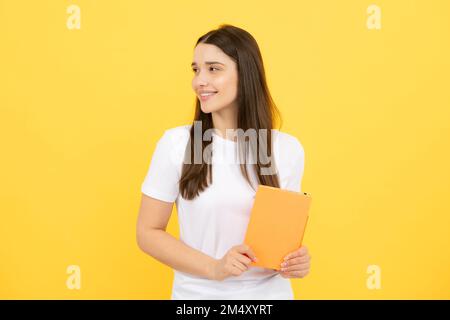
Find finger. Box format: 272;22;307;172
282;256;310;267
232;262;247;273
299;246;308;256
242;245;258;262
284;246;308;260
235;253;252;266
238;244;258;262
232;259;248;272
282;262;310;273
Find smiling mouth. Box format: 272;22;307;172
199;92;218;101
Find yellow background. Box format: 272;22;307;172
1;0;449;299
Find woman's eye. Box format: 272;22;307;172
192;67;219;73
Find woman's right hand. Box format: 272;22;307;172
211;244;258;281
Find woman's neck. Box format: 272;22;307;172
211;104;238;141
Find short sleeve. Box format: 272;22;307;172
141;129;184;202
281;138;305;193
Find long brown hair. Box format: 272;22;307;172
180;24;283;200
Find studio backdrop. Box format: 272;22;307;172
1;0;449;299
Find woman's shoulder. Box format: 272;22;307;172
158;124;191;143
163;124;191;136
151;125;191;166
272;129;304;153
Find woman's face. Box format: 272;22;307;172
191;43;238;114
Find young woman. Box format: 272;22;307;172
137;24;311;300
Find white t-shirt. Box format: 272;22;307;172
141;124;305;300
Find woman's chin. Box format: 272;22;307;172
200;104;214;114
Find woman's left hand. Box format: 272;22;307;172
278;246;311;279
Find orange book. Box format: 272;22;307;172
244;185;312;270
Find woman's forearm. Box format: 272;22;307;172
137;229;217;280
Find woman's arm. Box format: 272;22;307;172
136;193;217;280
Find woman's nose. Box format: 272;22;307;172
194;70;210;86
196;79;208;86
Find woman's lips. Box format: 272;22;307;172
199;92;217;102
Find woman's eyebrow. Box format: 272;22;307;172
191;61;225;67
